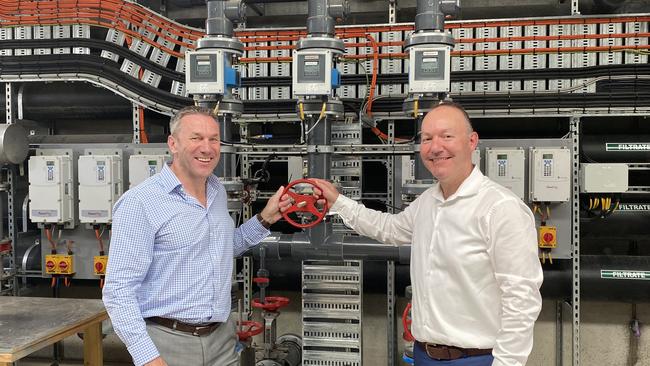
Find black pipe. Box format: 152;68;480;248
251;238;650;301
581;135;650;163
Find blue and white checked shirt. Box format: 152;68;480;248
102;163;269;366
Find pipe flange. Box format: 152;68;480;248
296;36;345;53
222;180;244;192
197;36;244;55
296;98;344;118
194;96;244;116
402;95;448;117
404;31;455;50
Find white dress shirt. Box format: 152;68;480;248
332;166;543;366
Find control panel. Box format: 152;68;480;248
580;163;629;193
185;49;240;95
29;155;74;225
529;147;571;202
78;155;123;224
129;155;167;188
486;148;526;200
407;45;451;94
292;49;339;96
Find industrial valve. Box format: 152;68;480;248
237;320;264;341
252;296;290;313
281;179;329;229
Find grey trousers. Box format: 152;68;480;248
146;314;239;366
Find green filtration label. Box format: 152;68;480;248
605;143;650;151
601;270;650;280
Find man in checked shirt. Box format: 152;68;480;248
103;106;292;366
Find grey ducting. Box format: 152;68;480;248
254;233;411;263
306;0;349;36
414;0;460;32
206;0;246;37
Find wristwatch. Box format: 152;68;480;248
256;213;272;229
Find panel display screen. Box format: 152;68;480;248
543;154;553;159
421;57;439;74
303;61;320;77
497;154;508;160
196;56;213;77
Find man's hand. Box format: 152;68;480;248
260;186;289;225
145;357;168;366
308;178;340;208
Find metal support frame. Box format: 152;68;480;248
7;167;16;295
132;103;141;144
556;300;563;366
243;256;252;316
571;0;580;15
386;120;397;366
5;83;14;124
388;0;396;24
570;116;580;366
240;124;252;221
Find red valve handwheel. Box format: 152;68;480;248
281;179;329;229
237;320;263;341
252;296;290;312
402;302;414;342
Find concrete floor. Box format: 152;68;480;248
17;292;650;365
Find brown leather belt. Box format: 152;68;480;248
416;341;492;361
147;316;221;336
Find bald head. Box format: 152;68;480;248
425;101;474;135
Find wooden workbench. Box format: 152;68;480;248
0;296;107;366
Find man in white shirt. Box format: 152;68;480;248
312;102;543;366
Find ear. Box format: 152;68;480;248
469;131;479;150
167;134;177;154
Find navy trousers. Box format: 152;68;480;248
414;342;494;366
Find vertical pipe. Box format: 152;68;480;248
414;0;444;32
413;117;430;180
307;0;334;37
216;115;235;178
306;115;332;245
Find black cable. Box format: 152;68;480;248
0;38;184;82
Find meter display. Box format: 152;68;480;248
421;56;439;74
304;61;320;77
195;56;214;78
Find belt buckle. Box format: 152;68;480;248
192;325;209;336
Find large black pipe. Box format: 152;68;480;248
251;238;650;301
582;135;650;163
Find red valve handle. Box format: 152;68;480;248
252;296;290;312
281;179;329;229
402;302;414;342
237;320;263;341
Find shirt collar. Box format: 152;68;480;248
159;163;183;193
432;165;483;202
159;163;222;201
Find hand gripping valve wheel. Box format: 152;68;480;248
281;179;329;229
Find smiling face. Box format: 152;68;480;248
419;105;478;192
167;113;221;183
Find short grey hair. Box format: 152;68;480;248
429;101;474;134
169;106;217;136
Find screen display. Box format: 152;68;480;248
421;57;439;74
196;56;213;77
497;154;507;160
303;61;320;77
543;153;553;159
